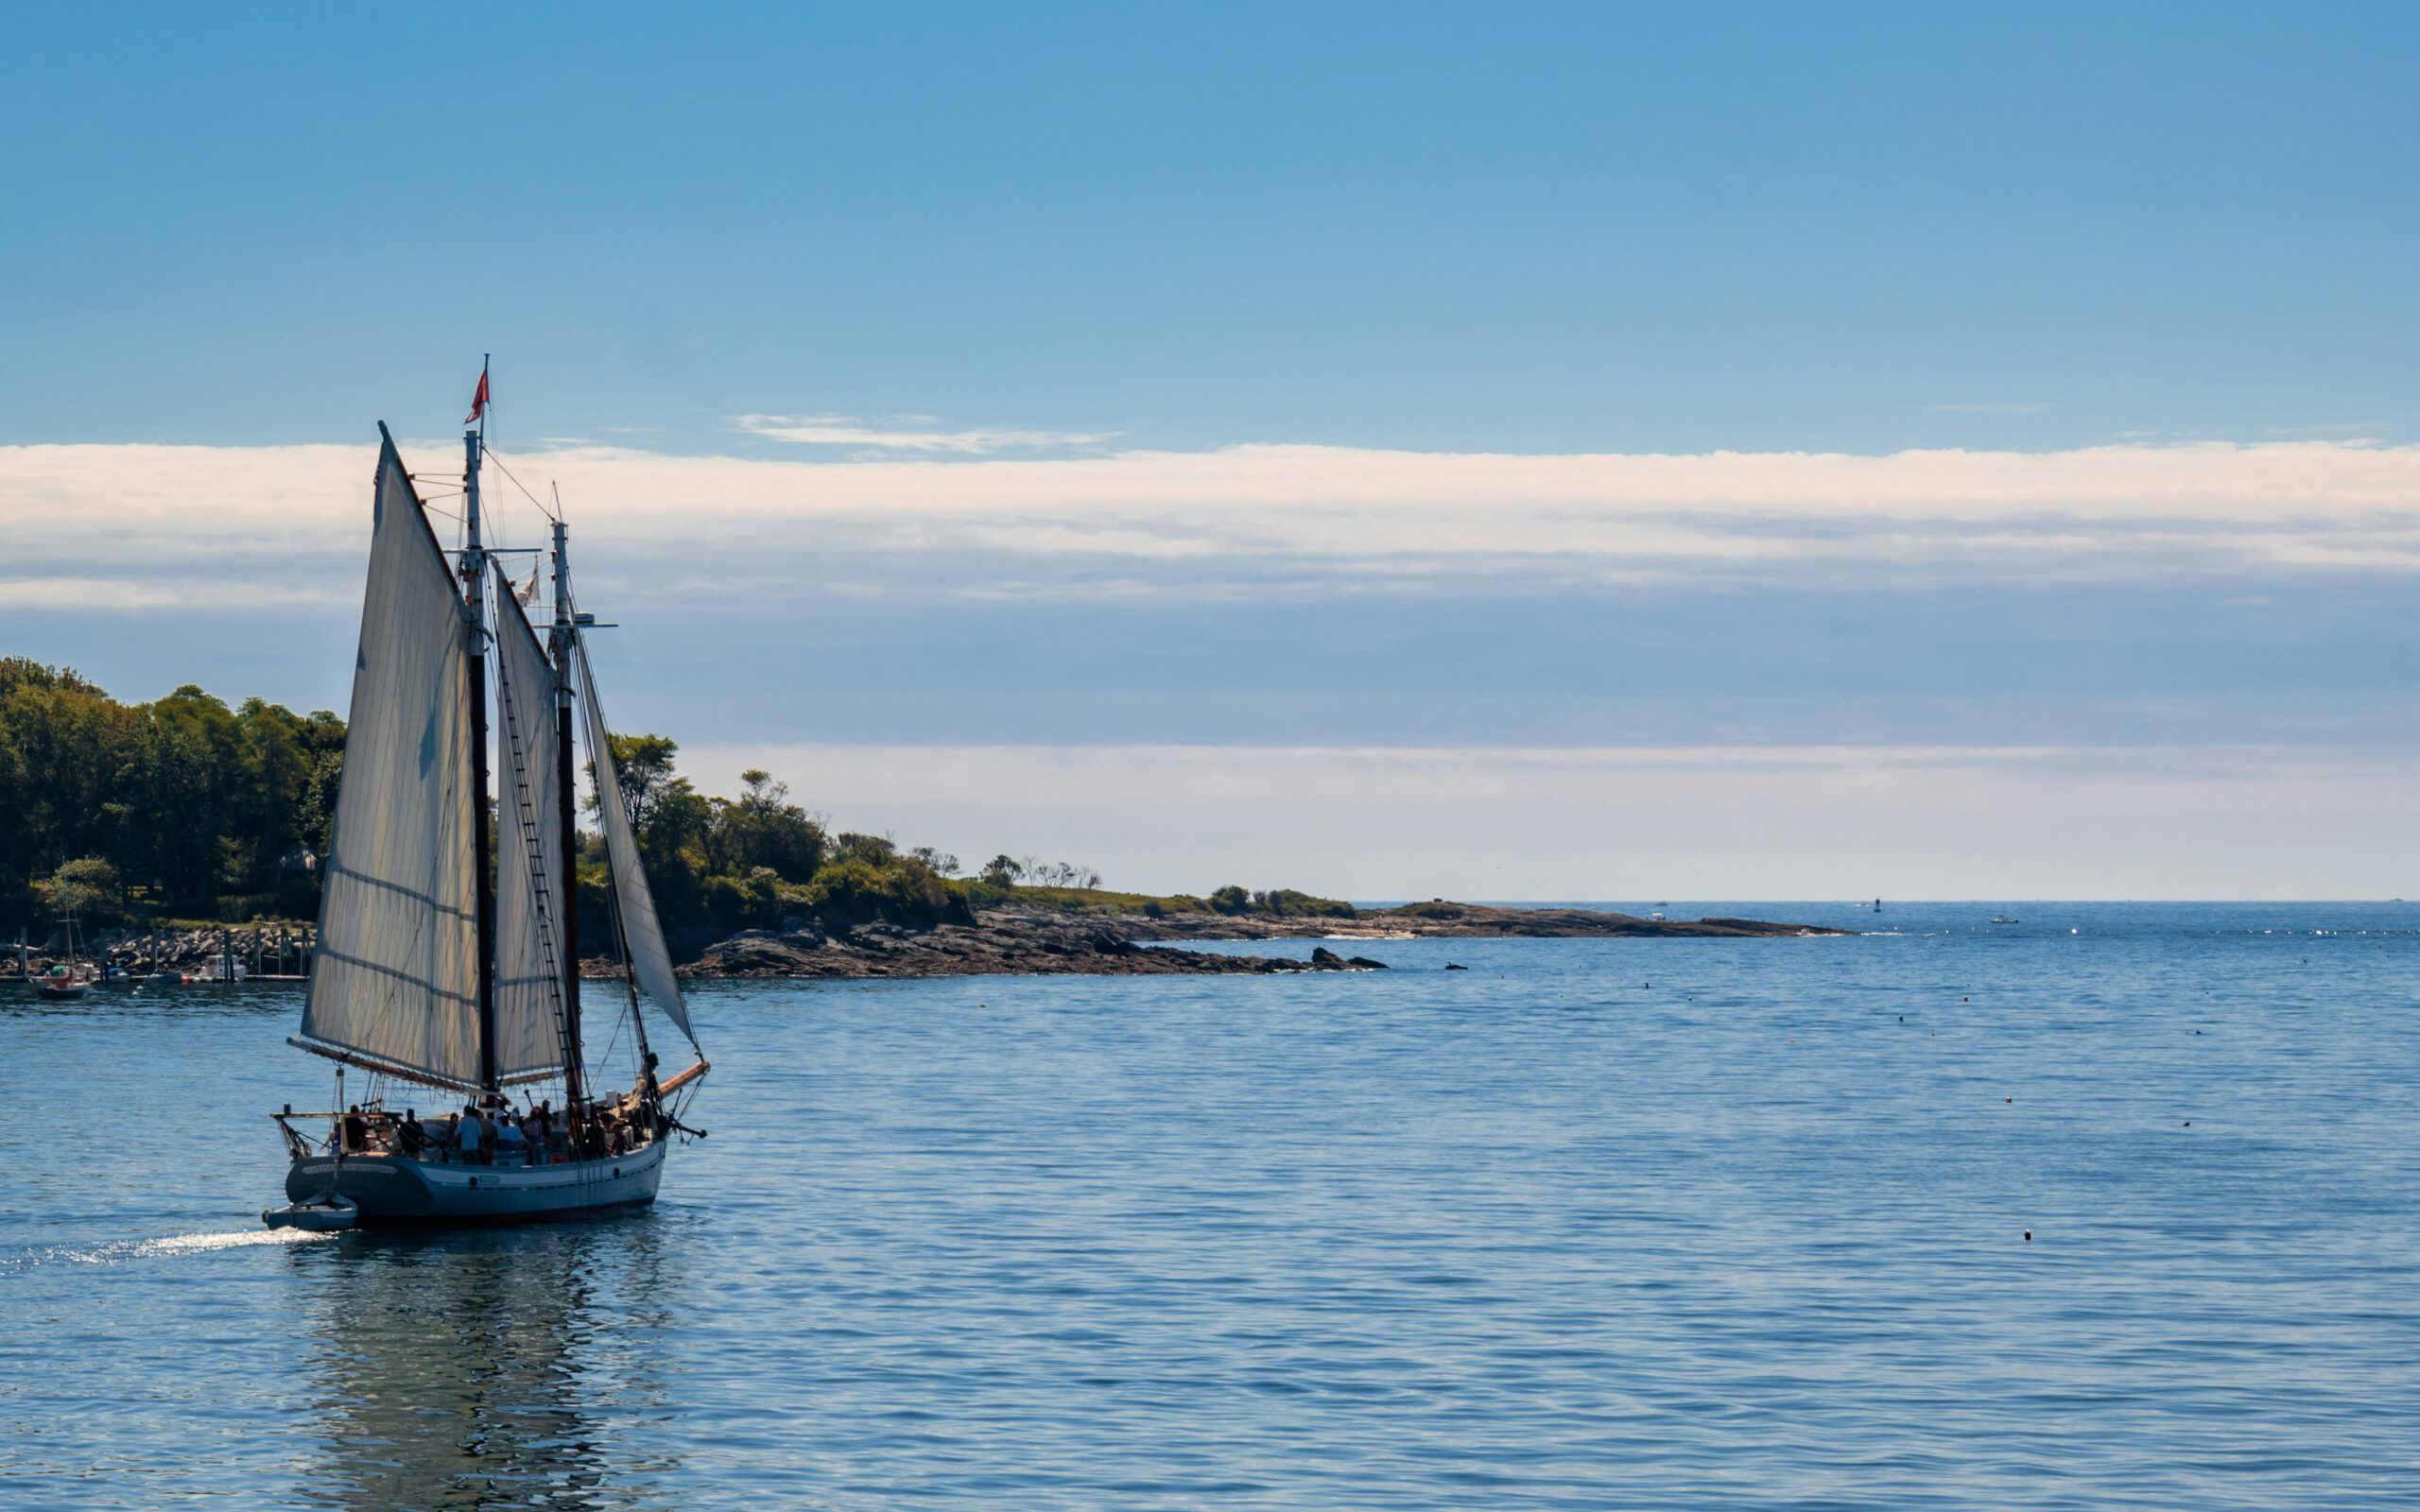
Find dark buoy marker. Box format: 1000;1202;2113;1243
2023;1229;2032;1243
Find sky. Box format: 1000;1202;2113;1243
4;3;2416;898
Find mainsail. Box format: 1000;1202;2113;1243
576;639;700;1049
490;578;571;1084
298;435;483;1088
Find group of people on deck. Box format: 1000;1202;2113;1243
336;1096;652;1165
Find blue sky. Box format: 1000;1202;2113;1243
4;4;2416;895
8;3;2413;454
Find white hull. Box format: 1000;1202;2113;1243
285;1140;666;1228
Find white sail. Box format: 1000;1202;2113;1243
576;639;699;1049
490;576;570;1084
299;436;483;1088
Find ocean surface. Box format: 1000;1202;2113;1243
3;901;2415;1510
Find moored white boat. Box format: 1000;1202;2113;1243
31;908;96;1000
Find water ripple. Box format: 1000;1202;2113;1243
2;902;2417;1509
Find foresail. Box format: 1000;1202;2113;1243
576;639;700;1049
300;434;482;1088
491;576;570;1083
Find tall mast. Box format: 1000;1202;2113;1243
463;356;499;1093
549;519;586;1112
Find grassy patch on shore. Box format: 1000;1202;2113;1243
1378;900;1472;919
991;884;1357;919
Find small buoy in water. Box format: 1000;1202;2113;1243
1962;996;1970;1003
2005;1096;2013;1103
1643;981;1651;988
2183;1121;2190;1127
2023;1230;2032;1242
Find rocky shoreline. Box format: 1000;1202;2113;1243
6;903;1843;986
682;902;1843;980
1115;902;1841;943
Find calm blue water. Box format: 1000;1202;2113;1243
3;902;2416;1510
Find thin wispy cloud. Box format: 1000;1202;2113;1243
5;438;2419;618
735;413;1120;454
0;577;354;612
1923;402;2050;415
675;740;2420;900
2264;422;2387;438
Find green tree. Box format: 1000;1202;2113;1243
704;768;828;883
0;662;344;925
595;732;683;833
141;685;240;900
43;857;120;919
835;832;896;865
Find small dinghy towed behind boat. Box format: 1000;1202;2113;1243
263;368;710;1230
263;1194;358;1231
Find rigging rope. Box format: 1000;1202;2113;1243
482;447;563;525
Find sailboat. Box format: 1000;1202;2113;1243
34;908;93;1001
268;387;708;1229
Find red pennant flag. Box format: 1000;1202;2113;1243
465;368;490;425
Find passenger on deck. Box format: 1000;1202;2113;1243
495;1111;525;1162
397;1110;426;1160
340;1105;368;1154
458;1104;485;1165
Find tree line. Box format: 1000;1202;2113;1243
0;659;344;928
0;660;1126;948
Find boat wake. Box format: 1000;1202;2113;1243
6;1227;334;1273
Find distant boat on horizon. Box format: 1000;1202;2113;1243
268;381;708;1230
